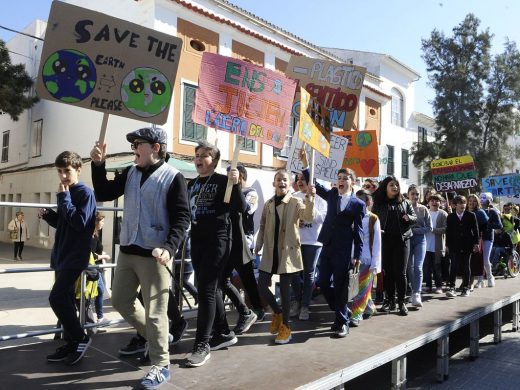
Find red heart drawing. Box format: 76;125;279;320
360;159;376;175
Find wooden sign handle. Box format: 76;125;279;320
308;148;315;185
98;113;109;144
224;140;241;203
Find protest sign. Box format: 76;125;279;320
335;130;379;178
285;56;366;131
287;133;348;183
36;1;182;124
431;155;477;192
298;87;332;156
482;173;520;197
192;52;297;149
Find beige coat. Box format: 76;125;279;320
7;219;30;242
255;192;314;274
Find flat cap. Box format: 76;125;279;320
126;127;167;144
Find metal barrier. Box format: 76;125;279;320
0;201;197;342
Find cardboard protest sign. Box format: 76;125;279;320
482;173;520;197
192;52;297;149
36;1;182;124
431;155;477;192
335;130;379;177
287;133;348;182
285;56;366;131
298;87;332;156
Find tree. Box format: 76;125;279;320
0;39;39;121
412;14;520;187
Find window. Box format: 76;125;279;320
401;149;409;179
182;84;207;142
1;131;9;162
238;136;255;152
418;126;428;144
391;88;404;127
274;116;296;158
387;145;394;175
32;119;43;157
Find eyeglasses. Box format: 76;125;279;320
131;141;151;150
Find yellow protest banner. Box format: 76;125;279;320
298;87;332;156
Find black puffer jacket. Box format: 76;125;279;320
372;199;417;241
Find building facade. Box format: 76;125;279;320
1;0;431;248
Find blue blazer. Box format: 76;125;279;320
315;183;365;260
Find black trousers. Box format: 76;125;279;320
221;247;262;314
449;249;471;289
14;241;24;258
423;251;443;289
382;237;410;302
49;269;86;343
191;235;230;343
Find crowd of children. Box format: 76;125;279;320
37;133;520;389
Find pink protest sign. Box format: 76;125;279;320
193;52;297;149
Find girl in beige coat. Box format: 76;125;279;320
8;211;30;261
255;170;314;344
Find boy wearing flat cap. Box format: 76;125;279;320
90;128;190;389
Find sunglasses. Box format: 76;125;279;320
131;141;151;150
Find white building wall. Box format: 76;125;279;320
0;0;432;248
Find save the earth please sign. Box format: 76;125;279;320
36;1;182;124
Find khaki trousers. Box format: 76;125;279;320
112;252;170;367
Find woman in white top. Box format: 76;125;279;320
8;211;30;261
290;172;328;320
350;189;381;326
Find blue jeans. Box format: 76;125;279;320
407;234;426;293
479;240;493;280
95;272;105;318
291;245;322;307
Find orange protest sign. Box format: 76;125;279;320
336;130;379;177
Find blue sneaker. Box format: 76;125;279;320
141;365;171;389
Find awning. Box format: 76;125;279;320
106;157;197;177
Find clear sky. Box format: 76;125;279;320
2;0;519;117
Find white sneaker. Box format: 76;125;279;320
411;293;423;307
488;277;495;287
299;306;310;320
474;280;484;289
289;301;300;317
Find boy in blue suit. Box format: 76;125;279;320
300;150;365;337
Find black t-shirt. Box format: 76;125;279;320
187;173;246;239
385;199;401;238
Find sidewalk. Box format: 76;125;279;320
408;324;520;389
0;242;123;349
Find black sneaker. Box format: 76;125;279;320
64;335;92;365
186;342;211;367
333;324;348;338
46;343;75;362
119;335;146;356
398;302;408;316
379;300;395;313
170;318;188;346
461;289;470;297
209;331;238;351
254;308;266;322
233;311;257;335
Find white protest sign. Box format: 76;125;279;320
287;133;348;182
